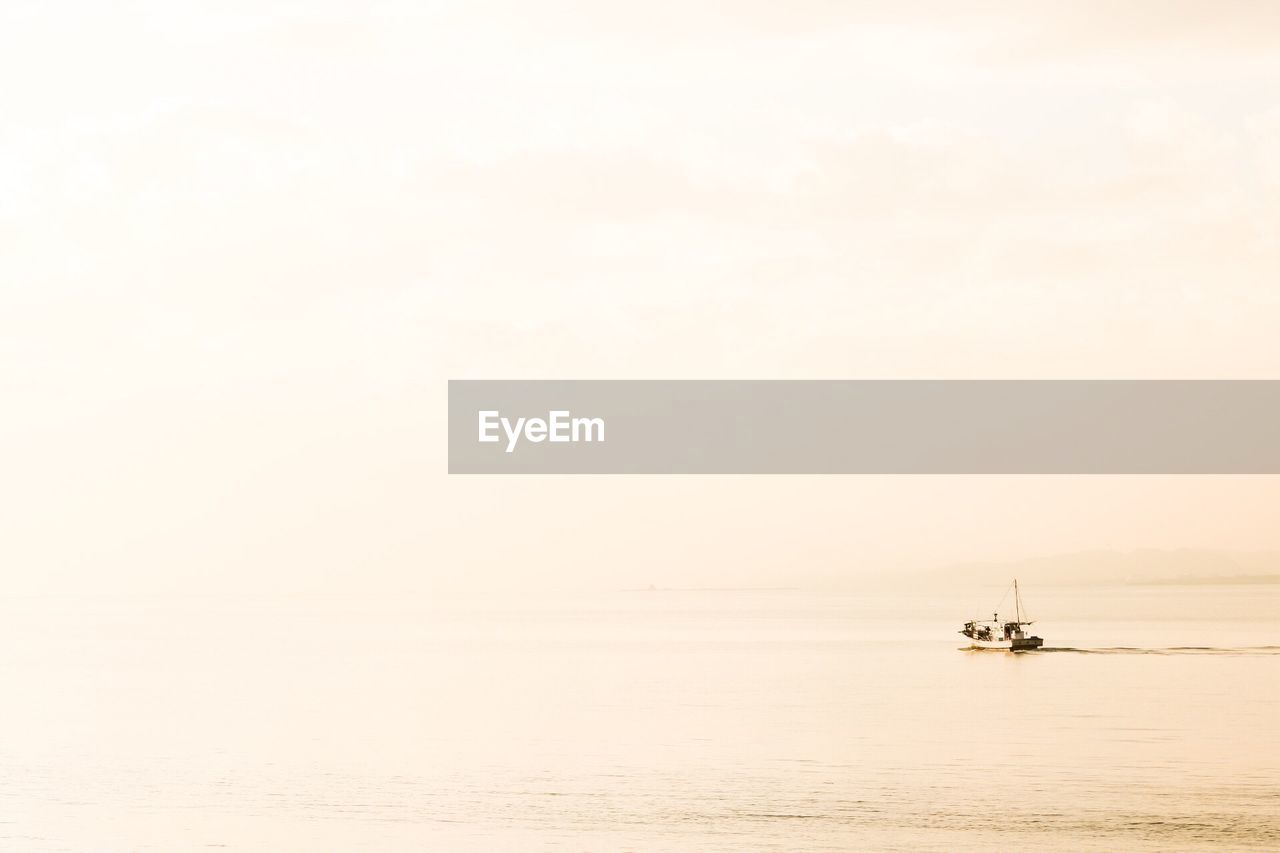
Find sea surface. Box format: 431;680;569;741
2;585;1278;851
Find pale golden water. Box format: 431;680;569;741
2;585;1278;851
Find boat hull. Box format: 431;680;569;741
966;636;1044;651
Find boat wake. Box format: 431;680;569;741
992;646;1280;656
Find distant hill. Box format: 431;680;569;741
921;548;1280;588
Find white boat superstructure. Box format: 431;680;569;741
960;579;1044;651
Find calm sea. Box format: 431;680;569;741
2;585;1278;851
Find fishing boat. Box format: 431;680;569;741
959;579;1044;651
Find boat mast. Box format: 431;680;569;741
1014;578;1022;624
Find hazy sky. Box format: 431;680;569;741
4;2;1280;594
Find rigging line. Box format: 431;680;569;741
1016;581;1033;623
990;579;1015;620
